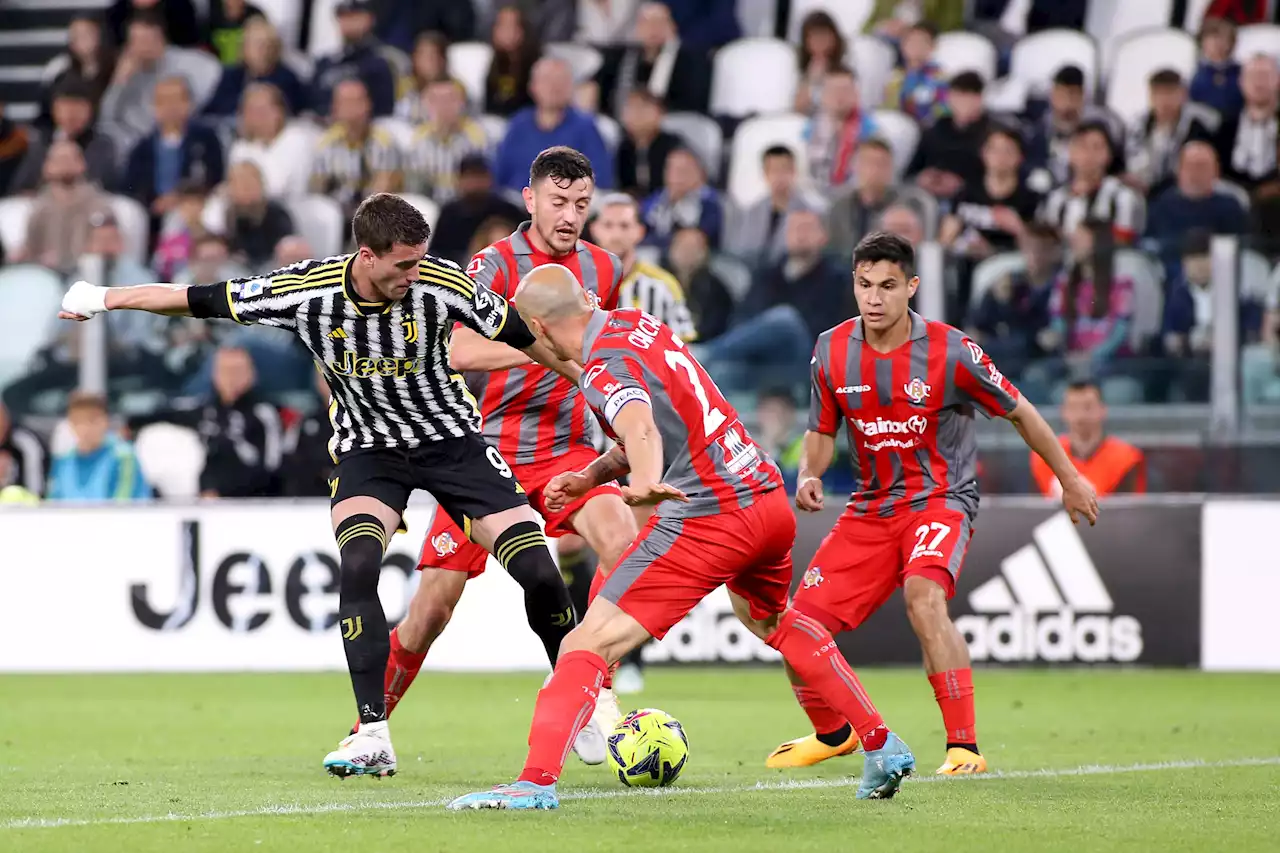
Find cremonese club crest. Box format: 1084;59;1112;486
432;531;459;557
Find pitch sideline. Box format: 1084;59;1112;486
5;756;1279;831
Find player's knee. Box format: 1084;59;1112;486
336;514;388;596
406;587;457;643
903;575;948;629
592;525;635;573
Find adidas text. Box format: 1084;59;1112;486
956;609;1143;662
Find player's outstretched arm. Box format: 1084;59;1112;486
448;326;533;371
795;431;836;512
1005;396;1099;525
612;401;686;507
521;338;582;385
59;280;195;321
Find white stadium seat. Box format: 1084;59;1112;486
108;195;150;267
934;32;998;82
477;114;508;148
1106;29;1197;125
448;42;495;107
1115;249;1165;351
869;109;921;180
969;251;1026;312
662;112;724;182
710;38;798;118
134;423;206;498
0;196;33;258
1091;2;1177;76
1009;29;1099;98
849;34;896;109
788;0;873;41
727;113;809;206
0;264;65;389
171;47;223;109
398;194;440;231
375;117;416;152
737;0;779;38
284;194;346;257
1241;249;1274;303
255;0;304;49
545;43;603;83
1182;0;1215;31
595;114;621;152
307;0;342;57
1235;24;1280;63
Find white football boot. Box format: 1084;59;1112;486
544;672;609;765
323;720;397;778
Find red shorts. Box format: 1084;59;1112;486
417;445;623;578
599;488;795;639
791;507;973;633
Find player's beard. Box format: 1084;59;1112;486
538;220;581;257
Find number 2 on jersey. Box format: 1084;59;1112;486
664;350;726;436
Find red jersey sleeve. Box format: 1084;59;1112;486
580;348;652;428
597;248;625;310
807;334;841;435
949;332;1020;418
465;245;509;296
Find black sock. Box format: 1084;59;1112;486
947;742;980;754
496;521;575;666
817;723;853;748
336;514;391;725
557;546;596;623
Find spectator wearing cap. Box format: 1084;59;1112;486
404;78;488;203
1145;140;1248;278
310;78;402;221
826;138;904;262
203;16;307;118
493;57;614;192
1124;69;1220;199
595;2;711;119
311;0;398;118
1219;55;1280;192
47;391;152;503
430;154;527;266
10;79;118;194
883;21;950;126
725;145;825;269
123;75;225;224
908;71;992;201
1038;121;1145;244
1190;17;1244;120
616;89;682;198
18;140;115;275
99;12;218;149
804;66;876;197
1023;65;1124;190
227;83;314;199
641;146;722;251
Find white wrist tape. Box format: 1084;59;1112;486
62;280;109;318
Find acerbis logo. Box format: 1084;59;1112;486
837;384;871;394
956;513;1142;662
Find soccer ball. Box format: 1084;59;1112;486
606;708;689;788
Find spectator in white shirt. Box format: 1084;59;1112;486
228;82;313;198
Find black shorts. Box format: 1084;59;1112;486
330;433;527;532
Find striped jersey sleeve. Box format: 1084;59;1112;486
191;259;345;327
464;244;510;296
423;254;535;349
947;330;1020;417
808;331;841;434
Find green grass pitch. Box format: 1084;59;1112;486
2;669;1278;852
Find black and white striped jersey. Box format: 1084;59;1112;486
187;252;536;458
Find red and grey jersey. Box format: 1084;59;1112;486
809;310;1020;519
580;308;783;519
463;221;623;466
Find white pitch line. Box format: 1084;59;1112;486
5;756;1278;831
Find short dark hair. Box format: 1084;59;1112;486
858;137;894;157
351;193;431;254
1064;379;1102;398
52;77;95;103
906;20;939;40
1053;65;1085;89
950;71;985;94
626;88;665;110
1181;227;1213;257
758;386;797;407
1149;68;1184;88
984;123;1024;152
129;9;165;30
762;144;795;164
853;231;916;278
529;146;594;188
1072;119;1112;142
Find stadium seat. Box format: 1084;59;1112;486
869;110;920;180
375;117;416;152
788;0;873;41
1181;0;1215;30
708;253;753;302
477;114;508;148
1091;1;1177;76
595;114;621;152
1216;179;1251;211
171;47;223;109
255;0;304;49
726;113;810;206
849;34;896;109
0;264;65;390
284;194;345;257
1115;248;1165;350
1240;249;1273;303
398;194;440;231
448;42;495;107
1008;29;1099;99
1235;24;1280;63
710;39;799;118
108;196;150;267
662;112;724;182
737;0;779;38
545;43;603;83
307;0;342;57
968;251;1027;313
0;196;33;258
281;48;315;80
1105;29;1197;125
934;32;999;82
133;423;206;498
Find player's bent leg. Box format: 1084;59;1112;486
385;567;467;711
446;601;653;812
325;497;401;779
902;574;986;775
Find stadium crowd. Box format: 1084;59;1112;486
0;0;1278;502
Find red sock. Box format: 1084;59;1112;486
791;685;847;737
768;611;887;748
384;627;427;717
929;669;976;745
518;649;607;786
586;570;613;690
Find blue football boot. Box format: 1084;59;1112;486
447;781;559;811
857;733;915;799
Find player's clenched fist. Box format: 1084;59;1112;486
620;481;688;507
795;476;824;512
543;471;591;513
